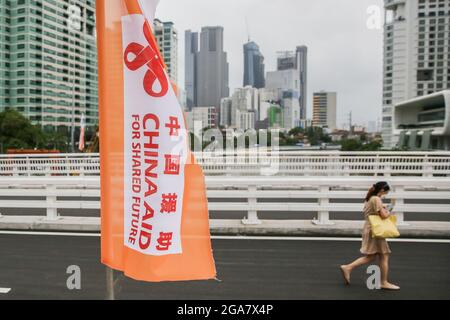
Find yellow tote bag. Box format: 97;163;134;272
368;215;400;239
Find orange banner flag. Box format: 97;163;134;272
97;0;216;282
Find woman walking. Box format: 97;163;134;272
340;181;400;290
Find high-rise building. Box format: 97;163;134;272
265;69;301;130
230;86;258;129
184;106;217;135
267;104;283;129
243;41;265;89
238;111;256;131
382;0;450;148
393;90;450;150
275;47;308;120
220;97;232;127
281;90;301;130
0;0;98;133
248;88;281;130
196;26;229;114
312;91;337;131
185;30;198;110
259;88;282;104
296;46;308;120
266;68;300;92
153;18;178;84
185;26;229;117
277;51;296;71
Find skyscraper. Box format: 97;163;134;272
243;41;265;89
185;26;229;117
277;51;296;70
313;91;337;131
196;26;229;113
220;97;232;127
230;86;258;129
185;30;198;110
265;67;301;130
266;68;300;92
0;0;98;132
274;47;308;121
382;0;450;148
296;46;308;120
184;106;216;135
153;18;178;84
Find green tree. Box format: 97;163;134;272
288;127;305;137
44;131;70;152
340;138;382;151
0;109;46;153
340;139;363;151
361;140;382;151
306;126;331;146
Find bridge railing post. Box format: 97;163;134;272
385;162;392;177
45;158;51;177
45;184;59;221
375;154;380;176
66;155;71;177
26;156;31;177
79;157;85;177
313;185;334;225
393;185;408;226
423;155;433;178
343;163;350;177
225;154;233;177
12;161;19;177
242;184;261;225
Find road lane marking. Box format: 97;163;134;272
0;231;99;237
0;230;449;243
211;236;450;243
0;288;11;294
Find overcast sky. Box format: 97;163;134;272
156;0;384;129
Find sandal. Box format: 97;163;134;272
340;265;351;285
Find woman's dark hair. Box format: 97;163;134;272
365;181;390;202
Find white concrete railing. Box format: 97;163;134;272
0;153;100;177
0;176;449;225
1;151;450;177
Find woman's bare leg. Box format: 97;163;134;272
379;254;400;290
379;253;389;284
340;254;376;284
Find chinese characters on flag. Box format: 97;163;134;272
97;0;216;282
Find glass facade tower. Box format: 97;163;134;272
0;0;98;133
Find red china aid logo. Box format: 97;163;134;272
124;22;169;98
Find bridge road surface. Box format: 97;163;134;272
0;233;449;300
